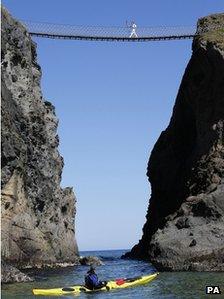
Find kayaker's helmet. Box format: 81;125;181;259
88;266;95;273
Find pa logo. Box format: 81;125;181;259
206;286;221;295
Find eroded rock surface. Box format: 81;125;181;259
79;256;104;266
1;261;33;283
125;14;224;271
1;7;79;282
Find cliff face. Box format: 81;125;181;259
126;14;224;271
1;7;78;279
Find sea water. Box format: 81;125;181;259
2;250;224;299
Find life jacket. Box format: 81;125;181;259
85;273;99;289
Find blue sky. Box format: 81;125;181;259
3;0;224;251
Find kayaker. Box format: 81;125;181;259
84;266;107;290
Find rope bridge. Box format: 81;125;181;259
21;21;221;42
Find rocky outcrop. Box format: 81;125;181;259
125;14;224;271
79;256;104;266
1;261;34;283
1;6;79;282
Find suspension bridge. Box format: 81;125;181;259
21;21;221;42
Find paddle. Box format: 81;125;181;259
125;276;142;282
115;276;143;285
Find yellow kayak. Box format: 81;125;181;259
33;273;159;295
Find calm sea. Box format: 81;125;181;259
2;250;224;298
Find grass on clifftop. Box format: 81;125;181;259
197;28;224;50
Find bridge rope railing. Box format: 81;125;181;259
20;20;223;41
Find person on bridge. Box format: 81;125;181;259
84;266;107;290
129;21;138;38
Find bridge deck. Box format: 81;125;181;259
29;32;196;42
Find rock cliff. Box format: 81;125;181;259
125;14;224;271
1;7;79;282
